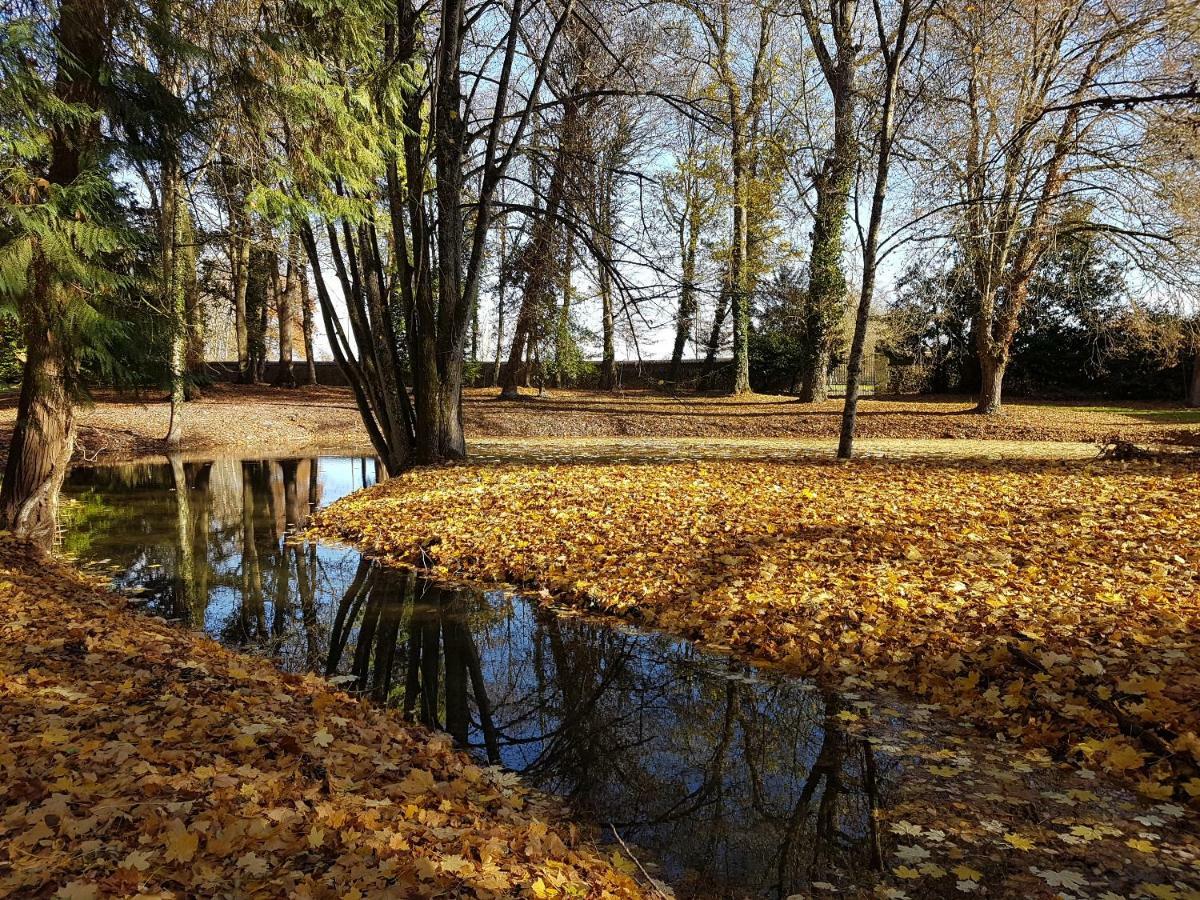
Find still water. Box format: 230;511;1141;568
60;455;896;898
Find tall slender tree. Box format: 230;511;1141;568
838;0;927;458
796;0;858;403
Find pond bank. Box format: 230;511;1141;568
0;535;647;898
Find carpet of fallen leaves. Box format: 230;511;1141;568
316;456;1200;802
819;693;1200;898
463;389;1200;446
0;535;646;899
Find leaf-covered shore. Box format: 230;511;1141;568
315;456;1200;801
0;536;646;899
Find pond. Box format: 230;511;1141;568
59;454;899;898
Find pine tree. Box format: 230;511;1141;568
0;0;124;547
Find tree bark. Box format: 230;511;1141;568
231;205;251;382
700;286;731;390
491;209;508;387
799;351;831;403
669;196;701;388
163;158;186;448
182;205;204;400
0;325;76;548
976;350;1006;414
1189;345;1200;408
499;100;576;399
839;0;914;459
728;148;751;395
273;235;297;387
796;0;857;404
299;259;317;385
553;223;573;388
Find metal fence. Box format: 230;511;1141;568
829;357;879;394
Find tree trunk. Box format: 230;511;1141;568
273;236;297;387
1188;345;1200;408
500;98;576;399
255;253;271;382
553;225;573;388
839;2;909;459
729;152;751;395
163;160;186;448
0;327;76;549
158;0;188;443
700;286;730;390
299;260;317;385
796;0;856;405
490;210;507;387
232;222;250;382
500;301;531;398
182;205;204;400
799;349;831;403
599;259;617;391
669;197;701;389
976;351;1006;414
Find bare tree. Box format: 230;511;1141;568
838;0;928;458
937;0;1199;413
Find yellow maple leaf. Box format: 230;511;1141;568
952;865;983;882
1136;778;1174;800
1002;833;1035;851
54;882;99;900
121;850;153;871
1104;743;1145;772
163;818;198;863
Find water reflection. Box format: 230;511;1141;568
328;584;896;896
61;455;897;898
62;456;377;642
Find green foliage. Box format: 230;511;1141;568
749;266;845;393
0;12;136;395
243;0;423;229
0;314;24;385
548;313;590;386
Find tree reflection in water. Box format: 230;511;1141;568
325;573;898;897
61;454;898;898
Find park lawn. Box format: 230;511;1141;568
1087;406;1200;425
0;536;645;899
5;385;1199;469
316;455;1200;801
